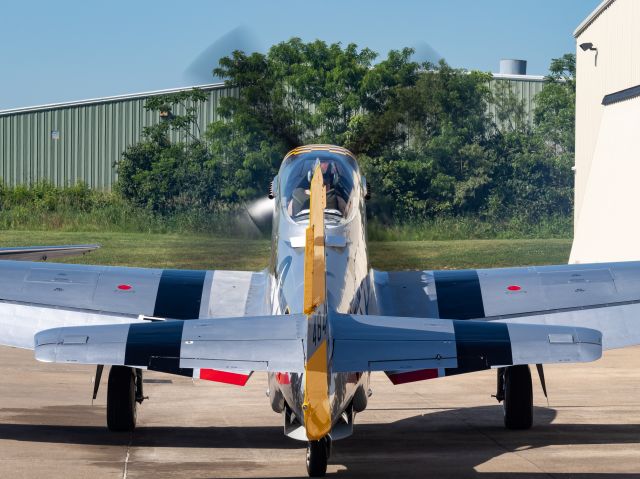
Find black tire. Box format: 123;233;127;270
503;365;533;430
352;385;368;413
306;438;329;477
269;388;285;413
107;366;137;431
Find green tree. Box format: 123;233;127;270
361;61;495;220
207;39;421;200
484;55;576;222
206;121;287;201
484;132;573;222
213;39;425;150
534;53;576;154
115;40;576;232
116;89;219;211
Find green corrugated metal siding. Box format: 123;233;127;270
488;77;546;126
0;84;236;190
0;77;544;191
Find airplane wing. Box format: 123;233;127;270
373;261;640;351
0;260;270;385
0;244;100;261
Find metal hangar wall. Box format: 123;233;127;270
571;0;640;263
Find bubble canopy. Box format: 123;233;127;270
279;150;361;224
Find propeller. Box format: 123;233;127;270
184;26;270;234
245;196;275;236
184;26;263;84
409;40;442;65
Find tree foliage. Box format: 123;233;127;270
361;56;576;222
212;39;415;152
116;90;220;211
116;40;576;226
534;53;576;154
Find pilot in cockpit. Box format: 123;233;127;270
287;159;348;219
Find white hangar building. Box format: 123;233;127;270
571;0;640;263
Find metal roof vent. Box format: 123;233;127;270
499;59;527;75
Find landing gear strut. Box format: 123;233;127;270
501;365;533;430
107;366;144;431
306;436;331;477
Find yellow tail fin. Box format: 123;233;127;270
303;164;326;314
302;164;331;440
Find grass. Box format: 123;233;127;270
0;231;572;270
0;182;254;236
369;239;571;270
0;232;270;270
366;215;572;241
0;182;573;241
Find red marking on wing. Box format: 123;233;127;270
117;284;132;291
507;285;521;291
199;368;250;386
386;368;439;385
276;372;291;385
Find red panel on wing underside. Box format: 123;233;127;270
199;368;251;386
386;368;439;385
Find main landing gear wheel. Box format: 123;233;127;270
107;366;139;431
503;365;533;430
306;436;331;477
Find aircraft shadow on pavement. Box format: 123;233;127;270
0;404;638;478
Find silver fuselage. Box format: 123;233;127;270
267;156;373;439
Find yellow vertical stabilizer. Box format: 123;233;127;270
302;164;331;440
303;164;326;315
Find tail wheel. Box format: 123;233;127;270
107;366;137;431
306;436;330;477
503;365;533;430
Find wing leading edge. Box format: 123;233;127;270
0;261;270;350
0;261;270;386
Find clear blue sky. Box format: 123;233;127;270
0;0;601;110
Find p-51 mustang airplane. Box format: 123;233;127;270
1;144;639;477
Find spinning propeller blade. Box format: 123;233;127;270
184;26;263;84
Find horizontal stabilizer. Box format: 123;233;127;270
34;314;306;373
331;314;602;373
0;244;100;261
